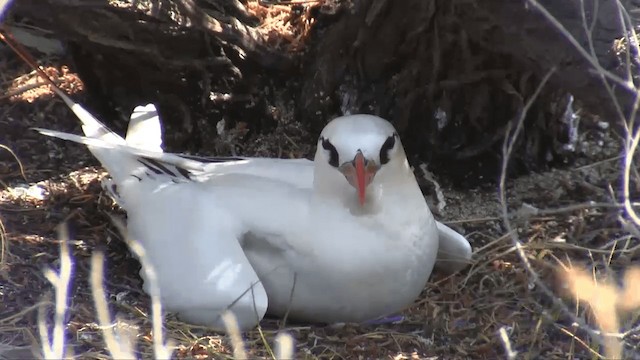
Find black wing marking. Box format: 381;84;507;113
137;157;192;180
144;158;177;177
138;158;163;175
176;166;191;179
133;154;247;182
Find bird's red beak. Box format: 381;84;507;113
340;150;378;206
354;151;368;206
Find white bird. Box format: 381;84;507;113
36;95;472;331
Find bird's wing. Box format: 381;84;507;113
118;161;312;330
37;102;315;329
124;177;270;330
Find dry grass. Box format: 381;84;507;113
245;0;321;52
2;0;640;359
1;65;83;103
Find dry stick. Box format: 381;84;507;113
538;0;640;200
0;0;12;20
255;326;277;360
275;332;294;359
523;0;640;352
90;251;136;358
525;0;633;91
281;272;297;330
576;0;630;134
580;0;640;180
38;225;74;359
623;104;640;226
612;0;634;102
0;144;26;181
498;326;517;360
534;201;640;215
617;2;640;85
619;5;640;227
251;286;277;360
0;215;8;271
221;277;267;324
37;296;55;359
557;325;607;359
497;69;608;349
221;312;248;360
0;28;174;358
616;4;640;195
578;4;639;203
620;43;640;226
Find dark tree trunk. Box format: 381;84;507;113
4;0;637;185
300;0;636;183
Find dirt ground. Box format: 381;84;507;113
0;49;638;359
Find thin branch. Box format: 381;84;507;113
90;251;136;358
498;68;608;347
525;0;634;91
38;225;74;359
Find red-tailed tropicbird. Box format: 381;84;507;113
36;95;472;331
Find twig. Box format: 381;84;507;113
498;326;517;360
221;312;248;359
0;213;9;271
274;332;294;359
0;0;11;21
90;251;136;358
38;224;73;359
497;68;608;347
525;0;634;91
576;0;629;133
0;144;26;182
622;97;640;228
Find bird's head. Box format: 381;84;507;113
313;114;410;209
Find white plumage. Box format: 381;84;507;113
37;98;472;331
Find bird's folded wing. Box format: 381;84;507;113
126;180;269;330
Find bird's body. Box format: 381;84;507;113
37;101;471;331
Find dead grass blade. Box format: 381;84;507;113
90;251;137;358
561;266;640;359
38;224;73;359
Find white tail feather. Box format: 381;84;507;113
48;86;125;145
126;104;163;152
34;128;207;174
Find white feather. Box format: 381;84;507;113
39;95;473;330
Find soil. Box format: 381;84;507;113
1;43;638;359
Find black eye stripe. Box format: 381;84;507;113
379;133;397;165
321;137;339;167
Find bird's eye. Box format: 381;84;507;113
321;137;339;167
379;133;397;165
